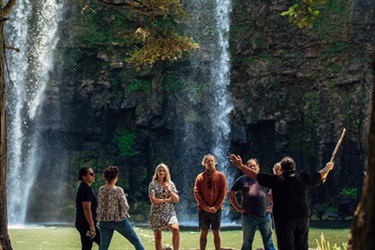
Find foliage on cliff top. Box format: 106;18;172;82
127;26;199;70
74;0;198;70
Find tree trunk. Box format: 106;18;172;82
348;49;375;249
0;1;13;249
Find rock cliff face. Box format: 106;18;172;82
27;0;374;221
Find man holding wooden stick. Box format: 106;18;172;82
230;155;334;250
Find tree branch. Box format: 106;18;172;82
5;45;20;52
3;0;17;18
97;0;153;13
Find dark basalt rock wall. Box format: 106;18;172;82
26;0;374;222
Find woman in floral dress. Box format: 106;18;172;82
148;163;180;250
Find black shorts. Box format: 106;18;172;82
198;209;222;230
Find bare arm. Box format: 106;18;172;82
230;154;258;179
228;190;245;213
165;182;180;203
82;201;96;237
149;194;172;205
168;190;179;203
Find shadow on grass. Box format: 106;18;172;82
310;220;352;229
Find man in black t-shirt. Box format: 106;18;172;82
230;155;334;250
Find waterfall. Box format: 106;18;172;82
210;0;233;186
6;0;65;224
175;0;233;222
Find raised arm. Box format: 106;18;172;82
230;154;258;179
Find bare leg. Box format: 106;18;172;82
200;229;209;250
212;229;221;250
153;230;163;250
170;224;180;250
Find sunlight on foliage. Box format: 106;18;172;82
281;0;327;28
316;233;348;250
75;0;199;69
126;26;199;70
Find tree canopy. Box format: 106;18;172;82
77;0;199;70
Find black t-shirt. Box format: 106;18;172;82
75;182;98;225
257;172;321;219
230;175;269;216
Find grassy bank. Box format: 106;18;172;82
9;224;350;250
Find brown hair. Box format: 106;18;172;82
103;166;119;183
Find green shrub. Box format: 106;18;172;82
339;187;357;199
128;79;152;100
113;130;136;156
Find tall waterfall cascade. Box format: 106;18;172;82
176;0;233;222
6;0;66;224
210;0;233;185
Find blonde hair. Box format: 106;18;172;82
273;162;282;175
152;163;172;185
201;154;217;166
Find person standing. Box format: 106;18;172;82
148;163;180;250
75;167;100;250
96;166;144;250
228;158;276;250
194;154;227;250
230;155;334;250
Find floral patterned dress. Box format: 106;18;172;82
148;180;179;231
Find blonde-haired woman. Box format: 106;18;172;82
273;162;282;176
148;163;180;250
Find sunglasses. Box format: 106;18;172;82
88;173;95;176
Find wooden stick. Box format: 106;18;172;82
330;128;346;162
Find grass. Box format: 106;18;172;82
9;223;350;250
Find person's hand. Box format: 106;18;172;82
165;197;172;203
326;162;334;171
230;154;243;168
209;207;218;214
236;207;246;213
203;205;211;212
89;225;96;239
164;182;171;192
266;205;272;213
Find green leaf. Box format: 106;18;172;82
281;10;291;16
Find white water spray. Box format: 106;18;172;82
6;0;65;224
210;0;233;185
176;0;233;222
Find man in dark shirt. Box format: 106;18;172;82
230;155;334;250
228;158;276;250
